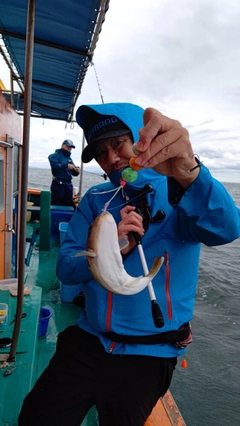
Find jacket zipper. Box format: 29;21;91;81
108;341;116;353
106;292;116;352
164;252;172;320
106;292;113;331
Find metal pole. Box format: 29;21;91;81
10;71;14;106
78;132;85;199
9;0;36;361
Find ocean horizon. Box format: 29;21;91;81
28;165;240;185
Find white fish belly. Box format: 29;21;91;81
93;212;159;295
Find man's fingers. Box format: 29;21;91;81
135;108;182;155
119;209;144;237
134;127;188;167
120;205;136;219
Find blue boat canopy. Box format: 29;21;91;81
0;0;109;121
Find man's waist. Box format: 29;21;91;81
52;176;72;183
102;322;191;346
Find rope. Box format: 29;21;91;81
91;62;104;104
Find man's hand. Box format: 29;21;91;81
68;164;75;170
68;164;80;173
133;108;200;189
118;206;144;254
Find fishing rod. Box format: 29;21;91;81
132;232;165;328
124;183;166;328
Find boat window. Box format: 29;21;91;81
0;154;4;213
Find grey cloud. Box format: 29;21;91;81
21;0;240;181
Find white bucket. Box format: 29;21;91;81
73;186;79;196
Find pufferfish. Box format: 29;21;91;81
75;211;163;295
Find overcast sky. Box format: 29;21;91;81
1;0;240;182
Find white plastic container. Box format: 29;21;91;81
0;303;8;325
73;186;79;196
9;283;32;297
0;278;18;291
0;279;32;296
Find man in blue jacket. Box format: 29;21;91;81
19;103;240;426
48;139;80;206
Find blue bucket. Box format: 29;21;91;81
38;307;52;338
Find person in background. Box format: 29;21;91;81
19;103;240;426
48;139;80;207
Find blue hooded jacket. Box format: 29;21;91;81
57;103;240;357
48;148;78;184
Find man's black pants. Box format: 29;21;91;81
50;180;74;207
18;326;177;426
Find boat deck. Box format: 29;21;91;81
0;225;82;426
0;222;185;426
0;285;42;425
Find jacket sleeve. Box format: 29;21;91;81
68;157;80;176
48;152;68;173
72;167;80;177
56;191;96;285
168;165;240;246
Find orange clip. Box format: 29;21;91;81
129;156;143;171
181;359;188;369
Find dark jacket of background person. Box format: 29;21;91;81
48;139;80;206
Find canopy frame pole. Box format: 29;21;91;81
9;0;36;361
78;132;85;199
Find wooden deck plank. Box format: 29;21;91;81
145;391;186;426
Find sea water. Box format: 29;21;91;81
29;167;240;426
171;181;240;426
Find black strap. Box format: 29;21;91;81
102;322;190;345
53;177;72;183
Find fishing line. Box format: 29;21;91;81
102;184;124;212
91;159;142;211
91;187;120;195
90;160;152;211
91;180;126;212
91;180;154;212
91;186;127;211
